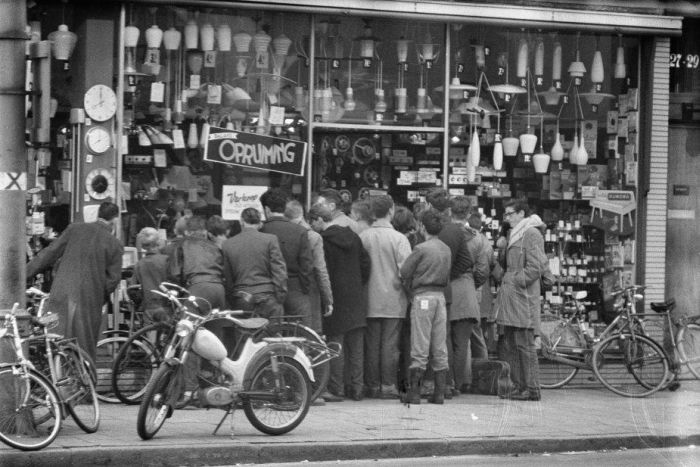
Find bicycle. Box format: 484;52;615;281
538;286;671;397
0;304;62;451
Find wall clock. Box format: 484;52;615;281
83;84;117;122
85;168;115;200
84;126;112;154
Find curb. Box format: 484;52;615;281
4;433;700;466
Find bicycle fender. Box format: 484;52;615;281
243;343;315;384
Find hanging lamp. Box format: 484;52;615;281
614;34;627;79
217;23;232;52
568;32;586;85
489;32;526;100
48;1;78;66
534;35;545;86
532;114;550;173
538;33;564;106
163;27;181;51
184;16;198;50
200;22;215;51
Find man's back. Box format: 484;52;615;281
221;229;287;297
261;217;313;291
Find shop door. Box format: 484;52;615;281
666;125;700;316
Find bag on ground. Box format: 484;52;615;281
470;359;514;397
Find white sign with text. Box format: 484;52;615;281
221;185;268;221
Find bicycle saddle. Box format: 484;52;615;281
227;316;269;329
650;299;675;313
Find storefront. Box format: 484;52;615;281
24;1;681;322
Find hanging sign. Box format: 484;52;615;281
221;185;268;221
204;126;307;176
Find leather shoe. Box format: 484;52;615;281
507;390;541;401
321;391;344;402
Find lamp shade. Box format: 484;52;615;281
233;32;252;53
199;122;210;148
539;86;563;106
145;25;163;49
591;49;604;83
200;23;215;51
534;37;545;77
493;136;504;170
519;133;538;155
124;25;140;48
187;51;204;74
568;51;586;78
272;34;292;56
533;151;550;173
551;133;564;161
516;38;528;79
615;45;626;79
344;87;356;111
163;27;182;51
216;24;232;52
253;30;272;54
187;123;199;149
474;44;486;69
503;135;520;156
49;24;78;61
396;37;410;63
570;135;579;163
552;39;562;81
470;130;481;166
184;19;198;50
576;139;588;165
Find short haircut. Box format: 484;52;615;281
174;217;188;236
391;206;416;234
351;200;372;223
504;198;529;216
260;188;289;213
240;207;262;225
185;215;207;232
421;209;444;236
318;188;342;207
412;201;427;219
206;215;229;237
468;213;482;230
284;199;305;220
370;194;394;219
308;204;332;222
425;188;450;213
450;196;471;220
136;227;162;252
98;201;119;221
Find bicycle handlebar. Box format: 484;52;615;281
159;282;190;295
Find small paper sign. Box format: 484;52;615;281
204;51;217;68
150;82;165;103
189;74;201;90
207;84;222;105
153;149;167;167
172;129;185;149
268;105;285;126
221;185;268;221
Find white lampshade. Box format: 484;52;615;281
163;27;182;51
374;89;387;113
145;24;163;49
216;24;232;52
534;37;545;77
470;130;481;166
184;19;198;50
187;52;204;74
474;44;486;69
568;50;586;78
200;23;215;51
533;151;550;173
591;50;604;84
420;31;435;61
493;136;504;170
344;87;356;111
48;24;78;61
576;139;588;165
124;25;140;48
503;136;520;157
516;38;528;79
199;122;210;148
272;34;292;56
233;32;252;53
552;39;562;81
539;86;564;106
570;135;579;163
519;133;538;155
615;45;626;79
253;30;271;54
396;38;410;63
551;133;564;161
187;122;199;149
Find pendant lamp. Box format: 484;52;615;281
199;121;210;148
272;34;292;56
516;38;528;83
163;27;182;51
217;24;232;52
569;134;579;164
532;115;550;173
233;31;252;53
187;122;199;149
552;34;562;85
576;138;589;165
493;133;504;170
470;126;481;167
502;115;519;157
184;19;198;50
48;24;78;62
200;23;215;51
534;36;545;84
614;34;627;79
124;24;140;73
474;44;486;70
550;133;564;162
568;33;586;84
395;37;411;64
145;24;163;49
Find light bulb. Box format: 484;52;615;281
493;135;504;170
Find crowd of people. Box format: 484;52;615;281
26;187;551;405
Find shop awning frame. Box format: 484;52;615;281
127;0;682;36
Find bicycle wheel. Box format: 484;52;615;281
112;323;172;404
678;323;700;379
136;363;182;440
538;335;579;389
592;333;669;397
94;335;130;403
265;322;330;402
55;346;100;433
243;356;310;436
0;367;62;451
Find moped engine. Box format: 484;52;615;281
198;386;235;406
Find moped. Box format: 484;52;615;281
136;282;314;439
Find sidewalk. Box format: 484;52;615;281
2;380;699;466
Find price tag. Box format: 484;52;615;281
189;74;201;90
207;84;222;105
172;129;185;149
268;105;285;126
153;149;167;167
150;82;165;103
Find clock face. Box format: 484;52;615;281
83;84;117;122
85;168;115;200
85;126;112;154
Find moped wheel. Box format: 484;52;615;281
592;333;669;397
678;323;700;379
55;345;100;433
136;363;181;440
0;367;62;451
265;322;330;402
243;356;311;435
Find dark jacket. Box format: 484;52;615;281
166;235;224;287
321;225;371;336
261;215;314;294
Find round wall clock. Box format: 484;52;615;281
84;126;112;154
83;84;117;122
85;168;115;200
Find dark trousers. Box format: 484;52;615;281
284;277;312;329
365;318;402;391
502;325;540;393
446;318;478;389
327;327;364;396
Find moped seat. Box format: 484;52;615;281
650;299;675;313
227;316;269;329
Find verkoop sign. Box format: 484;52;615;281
203;126;307;176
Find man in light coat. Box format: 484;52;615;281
360;195;412;399
495;199;548;401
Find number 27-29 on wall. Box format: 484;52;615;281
669;53;700;68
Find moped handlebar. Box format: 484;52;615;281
159;282;190;295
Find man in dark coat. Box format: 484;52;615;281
309;205;370;401
26;202;124;362
260;188;314;327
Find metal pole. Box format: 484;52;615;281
0;0;28;360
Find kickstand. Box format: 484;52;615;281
213;406;235;436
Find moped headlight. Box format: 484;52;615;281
175;319;194;337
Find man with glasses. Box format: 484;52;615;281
494;199;548;401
